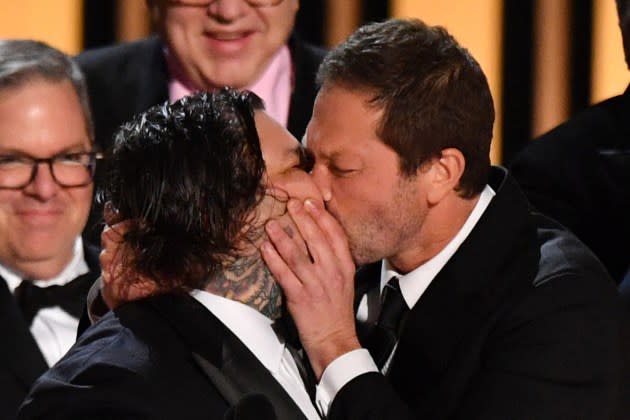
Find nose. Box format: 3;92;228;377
22;162;59;201
207;0;249;22
310;164;332;203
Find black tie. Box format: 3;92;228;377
14;273;92;324
361;276;409;369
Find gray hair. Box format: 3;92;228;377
0;39;94;142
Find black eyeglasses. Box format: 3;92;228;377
0;151;103;189
168;0;283;7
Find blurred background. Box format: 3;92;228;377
0;0;627;165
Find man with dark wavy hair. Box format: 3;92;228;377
19;89;323;420
76;0;326;246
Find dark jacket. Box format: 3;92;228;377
0;245;100;420
510;86;630;284
330;168;623;420
18;294;306;420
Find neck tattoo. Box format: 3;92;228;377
206;252;283;320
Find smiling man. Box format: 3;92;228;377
77;0;323;151
0;40;101;419
77;0;325;245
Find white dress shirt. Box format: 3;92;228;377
315;185;496;415
1;238;88;367
190;289;321;420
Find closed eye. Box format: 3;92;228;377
329;165;358;176
0;155;31;168
56;153;89;165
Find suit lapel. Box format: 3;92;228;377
0;246;101;388
148;294;308;420
372;168;540;416
286;36;326;141
0;243;101;385
133;36;169;115
0;276;48;388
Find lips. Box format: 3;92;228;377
15;208;64;226
203;30;255;55
211;31;248;41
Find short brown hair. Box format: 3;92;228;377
317;19;494;197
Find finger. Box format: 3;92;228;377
264;219;313;278
274;212;309;257
101;224;123;250
103;201;124;225
285;199;339;274
263;186;310;258
260;240;304;301
304;199;355;277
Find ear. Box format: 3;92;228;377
423;148;465;205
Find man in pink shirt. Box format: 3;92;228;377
76;0;326;245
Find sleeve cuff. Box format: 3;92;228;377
315;348;378;416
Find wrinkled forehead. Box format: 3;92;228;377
304;85;384;157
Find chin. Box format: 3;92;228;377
200;63;263;90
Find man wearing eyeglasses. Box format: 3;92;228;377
77;0;323;245
0;40;102;419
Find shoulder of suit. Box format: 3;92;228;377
532;92;626;148
75;36;163;71
533;216;615;288
288;35;327;68
71;300;190;370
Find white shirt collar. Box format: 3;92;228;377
190;289;284;374
381;185;496;309
1;237;88;293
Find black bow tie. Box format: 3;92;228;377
14;272;93;324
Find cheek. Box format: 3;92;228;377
69;186;93;219
261;8;296;44
329;176;359;201
163;14;199;47
0;192;16;221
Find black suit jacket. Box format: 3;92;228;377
330;167;623;420
18;293;308;420
0;245;101;420
510;86;630;284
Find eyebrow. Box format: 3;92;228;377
0;142;92;156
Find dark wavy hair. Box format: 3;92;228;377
317;18;494;198
105;88;265;293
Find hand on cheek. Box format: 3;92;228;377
261;198;359;378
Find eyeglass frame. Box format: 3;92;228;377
0;151;104;189
167;0;284;8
